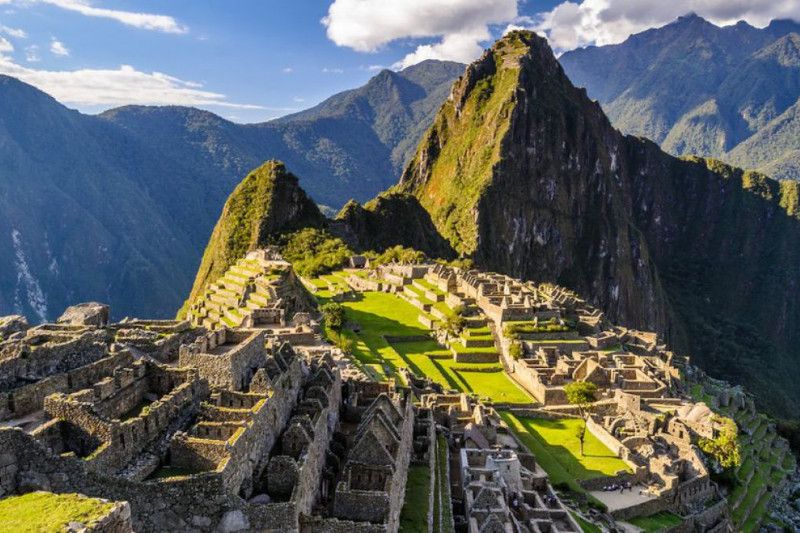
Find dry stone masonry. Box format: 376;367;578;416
0;253;794;531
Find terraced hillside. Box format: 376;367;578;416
691;380;797;530
187;255;314;329
303;268;532;405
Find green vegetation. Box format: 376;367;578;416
367;245;427;265
627;511;683;532
311;282;531;403
564;381;598;456
399;464;431;532
504;318;573;338
697;415;741;470
180;161;322;317
393;340;532;404
500;413;630;483
401;32;531;254
434;434;454;533
281;227;353;277
0;492;115;532
319;302;346;333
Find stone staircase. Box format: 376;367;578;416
188;257;282;329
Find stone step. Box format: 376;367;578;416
248;292;270;307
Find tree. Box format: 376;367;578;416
564;381;598;456
320;302;345;334
442;305;465;336
699;416;741;470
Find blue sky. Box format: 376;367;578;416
0;0;795;123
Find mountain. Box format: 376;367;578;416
0;60;461;322
400;30;800;418
181;161;324;313
559;15;800;181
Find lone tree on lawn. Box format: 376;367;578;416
564;381;598;456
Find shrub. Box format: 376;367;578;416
320;302;346;333
281;228;352;277
509;341;523;359
370;245;427;265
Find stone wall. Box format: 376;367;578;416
0;328;109;391
178;328;266;390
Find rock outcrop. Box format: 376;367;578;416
0;315;28;338
57;302;110;327
399;30;800;417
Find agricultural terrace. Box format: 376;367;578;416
307;271;533;404
500;413;631;488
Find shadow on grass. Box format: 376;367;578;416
500;413;629;482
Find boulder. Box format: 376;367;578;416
57;302;110;327
0;315;28;338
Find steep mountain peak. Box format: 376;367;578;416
179;160;323;315
398;26;800;416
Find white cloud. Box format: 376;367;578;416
292;96;305;103
25;44;39;62
282;67;293;73
0;57;265;109
321;67;344;73
0;35;12;53
366;64;386;71
50;37;68;56
37;0;187;34
0;24;26;38
322;0;518;67
534;0;800;52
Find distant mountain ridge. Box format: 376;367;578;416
0;60;463;322
559;14;800;180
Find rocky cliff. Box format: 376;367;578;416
400;30;800;417
181;161;323;315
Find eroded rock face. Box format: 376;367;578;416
57;302;110;327
0;315;28;337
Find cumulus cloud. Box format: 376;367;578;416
49;37;68;56
322;0;518;68
282;67;293;73
321;67;343;74
0;56;265;109
0;24;25;38
37;0;187;34
533;0;800;52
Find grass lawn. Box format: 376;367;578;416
311;286;533;403
399;464;431;532
500;413;631;483
0;492;115;532
627;511;683;532
393;340;533;404
316;290;428;380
